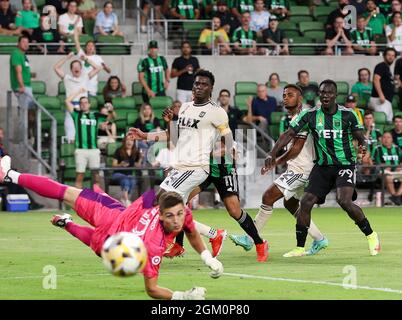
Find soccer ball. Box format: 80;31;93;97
101;232;148;277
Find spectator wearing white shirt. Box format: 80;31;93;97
73;27;111;96
94;1;123;37
250;0;270;36
58;0;83;39
266;72;284;110
386;11;402;53
54;52;102;142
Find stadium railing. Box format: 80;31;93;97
6;90;57;179
136;0;168;44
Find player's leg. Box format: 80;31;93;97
51;213;94;247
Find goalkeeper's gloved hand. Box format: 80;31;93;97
172;287;207;300
201;250;224;279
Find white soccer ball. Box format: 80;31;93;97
101;232;148;277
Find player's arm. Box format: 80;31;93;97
275;136;306;166
352;129;368;158
144;276;175;299
127;127;168;142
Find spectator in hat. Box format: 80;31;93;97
137;40;170;103
345;94;364;124
262;15;289;55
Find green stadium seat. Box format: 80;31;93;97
313;6;333;20
42;110;65;130
97;81;107;94
31;80;47;96
268;125;280;140
304;30;326;43
60;143;75;157
112;97;136;109
106;142;122;166
234;94;254;111
336;94;348;105
126;111;139;126
392;95;399;110
79;34;94;44
58;81;66;95
336;81;349;95
235;81;258;95
89;96;98;109
284;30;301;38
97;94;105;107
383;124;395;132
37;96;61;110
83;19;95;37
96;35;130;55
0;35;18;54
132;81;143;95
279;81;288;87
289;15;314;24
299;21;324;34
373;111;387;125
134;94;144;107
270;112;287;124
290;46;316;55
279;21;299;31
183;21;208;31
149;96;174;110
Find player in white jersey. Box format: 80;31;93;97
230;85;329;256
128;70;233;256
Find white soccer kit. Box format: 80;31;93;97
274;112;315;200
160;100;231;203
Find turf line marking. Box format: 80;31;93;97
223;272;402;294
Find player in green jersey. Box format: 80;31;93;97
265;80;381;257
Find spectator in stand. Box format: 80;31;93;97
58;0;83;40
345;94;364;124
265;0;290;21
65;88;109;188
363;110;382;157
266;72;284;109
140;0;163;33
170;0;200;20
351;68;373;109
250;0;270;36
103;75;127;103
350;15;377;55
171;41;200;103
373;131;402;205
15;0;40;39
386;0;401;24
97;102;117;151
370;47;397;123
377;0;393;16
10;0;37;11
391;115;402;148
94;1;123;37
133;103;162;133
112;137;143;207
325;0;349;30
218;89;247;135
198;16;231;55
386;12;402;53
232;0;254;21
54;52;102;142
200;0;218;19
138;41;169;103
363;0;386;38
297;70;318;107
74;27;111;97
214;0;240;37
244;84;277;133
45;0;68;15
325;16;354;55
395;57;402;111
77;0;97;20
349;0;367;16
0;0;20;35
262;15;289;55
232;11;258;55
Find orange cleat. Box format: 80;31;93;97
163;243;185;259
209;229;227;257
256;240;269;262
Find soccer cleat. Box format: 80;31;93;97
0;155;11;183
255;240;269;262
283;247;307;258
229;234;253;251
209;229;227;257
163;243;185;258
51;213;72;228
367;232;381;256
306;237;329;255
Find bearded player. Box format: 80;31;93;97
230;85;328;256
265;80;380;257
0;155;223;300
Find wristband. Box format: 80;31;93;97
200;250;212;263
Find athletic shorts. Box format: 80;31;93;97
199;168;239;200
75;189;126;255
74;148;101;173
159;168;209;203
274;169;309;201
306;164;357;204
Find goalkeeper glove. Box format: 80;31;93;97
201;250;224;279
172;287;207;300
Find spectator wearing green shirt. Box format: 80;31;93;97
350;15;377;55
363;0;387;38
231;0;254;21
232;11;258;55
351;68;373;108
265;0;290;21
376;0;393;16
170;0;200;20
198;16;231;55
15;0;40;38
386;0;401;24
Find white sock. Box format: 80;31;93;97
254;204;273;233
8;170;21;184
214;192;221;202
194;221;217;239
308;220;324;241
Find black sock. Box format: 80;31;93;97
356;218;373;236
175;231;184;246
237;210;263;245
296;224;308;248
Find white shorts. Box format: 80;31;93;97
369;97;393;123
74;149;101;173
160;168;209;203
274;169;309;201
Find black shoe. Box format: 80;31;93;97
29;203;44;210
389;195;401;206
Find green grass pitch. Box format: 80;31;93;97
0;207;401;300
